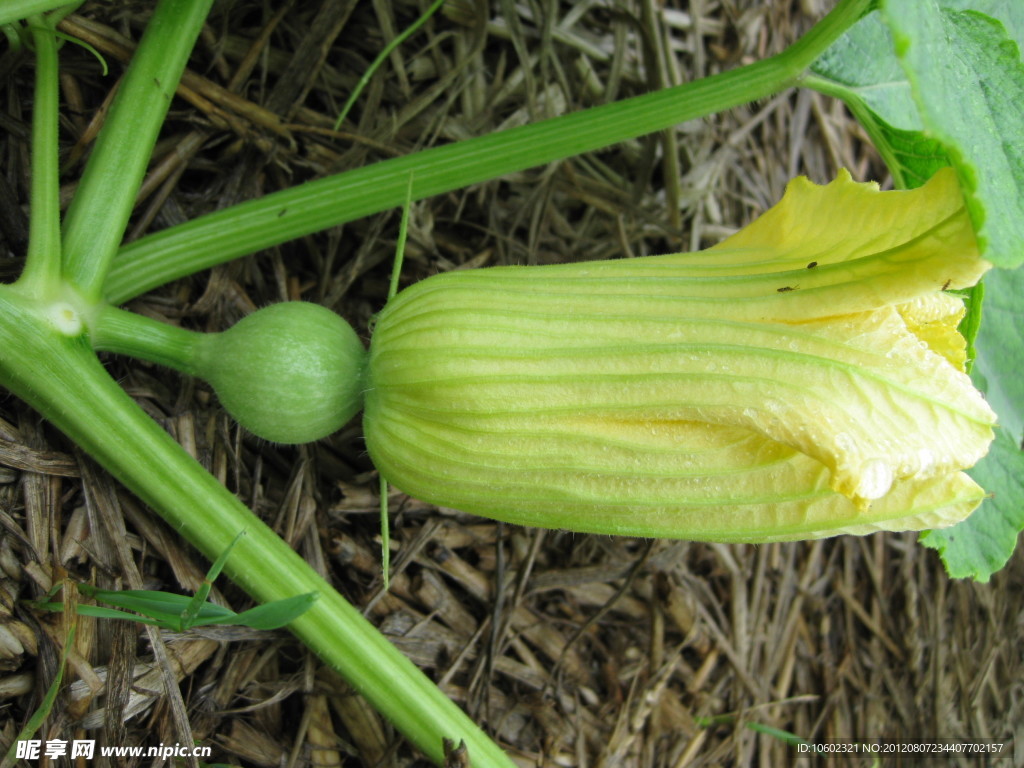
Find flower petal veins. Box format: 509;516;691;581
364;168;995;541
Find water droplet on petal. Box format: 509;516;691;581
855;459;893;500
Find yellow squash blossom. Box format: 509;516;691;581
363;168;995;542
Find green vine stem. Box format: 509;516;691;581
800;70;916;190
18;16;62;298
59;0;214;302
90;305;202;373
0;285;516;768
0;0;75;27
105;0;872;303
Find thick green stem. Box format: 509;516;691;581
105;0;871;304
0;0;76;26
60;0;213;302
18;16;62;297
0;285;514;767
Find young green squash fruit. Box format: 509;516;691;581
194;302;365;444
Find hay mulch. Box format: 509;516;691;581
1;1;1021;766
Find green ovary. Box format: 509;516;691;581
196;302;366;444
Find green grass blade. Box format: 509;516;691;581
194;592;318;630
376;176;415;590
82;585;237;622
333;0;446;130
82;585;194;612
40;583;280;628
379;475;391;591
182;529;245;629
104;0;872;303
745;721;811;748
203;529;246;583
43;590;315;631
1;626;74;768
389;173;414;302
40;602;170;627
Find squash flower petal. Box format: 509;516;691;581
363;168;996;542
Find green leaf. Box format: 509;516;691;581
808;2;1024;240
858;120;949;192
942;0;1024;49
920;267;1024;580
882;1;1024;267
806;10;951;189
921;429;1024;581
810;11;922;130
971;269;1024;442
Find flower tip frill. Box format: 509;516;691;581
363;167;995;543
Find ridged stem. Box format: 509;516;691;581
17;16;62;298
59;0;214;302
90;305;202;375
0;0;75;26
104;0;873;303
